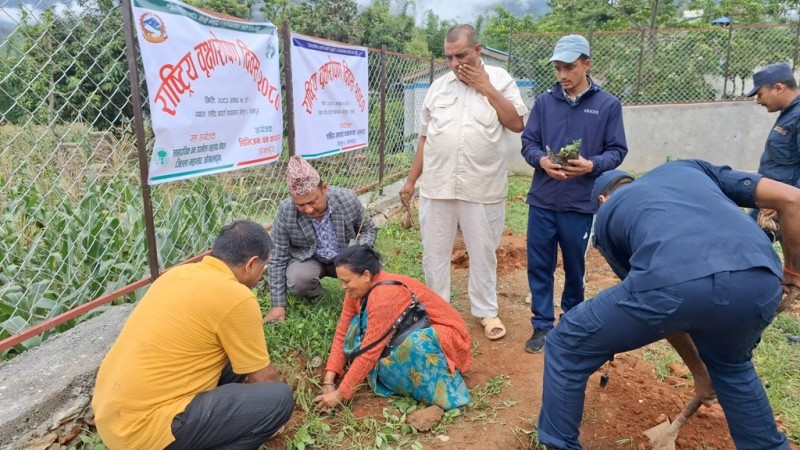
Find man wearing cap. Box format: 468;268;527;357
537;159;800;449
521;34;628;353
747;62;800;238
398;24;527;341
263;155;377;322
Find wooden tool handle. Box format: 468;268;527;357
669;396;703;432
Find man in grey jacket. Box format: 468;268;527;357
262;156;377;322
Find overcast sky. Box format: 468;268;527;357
0;0;85;32
0;0;551;33
353;0;550;25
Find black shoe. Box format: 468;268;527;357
525;326;552;354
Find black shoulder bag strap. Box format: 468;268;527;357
346;280;420;362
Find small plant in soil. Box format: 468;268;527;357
548;139;582;165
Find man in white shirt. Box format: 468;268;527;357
400;24;527;340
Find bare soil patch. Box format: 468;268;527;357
441;233;798;449
271;232;799;450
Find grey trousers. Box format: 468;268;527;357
165;365;295;450
286;259;337;298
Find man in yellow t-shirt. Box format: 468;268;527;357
92;220;294;450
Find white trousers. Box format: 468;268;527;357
418;196;505;318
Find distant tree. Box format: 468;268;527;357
184;0;253;19
0;52;24;123
359;0;414;52
0;26;28;123
478;5;537;52
422;10;452;58
404;29;432;57
722;26;796;97
592;28;720;102
260;0;294;24
275;0;361;43
0;4;130;127
685;0;788;25
763;0;800;22
536;0;683;32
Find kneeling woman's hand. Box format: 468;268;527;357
314;389;345;410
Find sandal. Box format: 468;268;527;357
479;316;507;340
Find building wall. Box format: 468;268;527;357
508;100;774;175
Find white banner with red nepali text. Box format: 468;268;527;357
132;0;282;184
291;34;368;159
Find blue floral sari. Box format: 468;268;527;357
343;307;471;411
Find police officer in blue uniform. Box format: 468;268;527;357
537;160;800;450
748;62;800;190
747;63;800;344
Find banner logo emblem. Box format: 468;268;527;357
139;12;168;43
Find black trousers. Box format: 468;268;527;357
164;365;294;450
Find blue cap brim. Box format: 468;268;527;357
549;51;582;63
591;170;632;210
746;84;761;97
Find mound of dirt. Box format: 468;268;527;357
450;231;527;275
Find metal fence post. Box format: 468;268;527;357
794;20;800;71
282;21;296;156
635;27;646;103
378;45;387;195
429;55;435;84
722;17;734;100
121;0;160;281
507;22;513;73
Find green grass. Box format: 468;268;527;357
505;175;530;235
642;342;682;381
755;313;800;443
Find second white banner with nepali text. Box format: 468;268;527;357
291;34;369;159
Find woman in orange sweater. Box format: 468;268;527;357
314;244;473;411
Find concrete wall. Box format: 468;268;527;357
508;100;775;175
0;305;134;449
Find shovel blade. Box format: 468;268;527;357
643;420;677;450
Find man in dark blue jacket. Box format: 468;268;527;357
537;160;800;449
521;34;628;353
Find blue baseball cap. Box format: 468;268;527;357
591;170;632;210
746;62;796;97
549;35;591;63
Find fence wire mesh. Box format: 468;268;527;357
0;1;146;352
7;2;795;353
510;24;800;104
0;1;438;354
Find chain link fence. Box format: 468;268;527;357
0;1;440;356
8;2;793;355
510;23;800;104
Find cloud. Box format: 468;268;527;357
0;0;87;28
0;6;26;30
